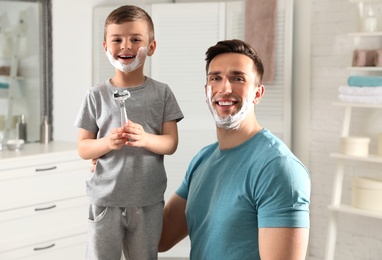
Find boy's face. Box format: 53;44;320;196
103;20;156;65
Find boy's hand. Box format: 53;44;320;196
107;126;129;150
122;120;148;148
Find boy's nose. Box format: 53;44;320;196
121;42;132;50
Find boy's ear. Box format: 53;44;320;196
147;40;157;56
102;41;107;52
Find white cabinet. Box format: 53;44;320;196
0;142;89;259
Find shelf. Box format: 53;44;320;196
349;0;382;3
0;75;24;80
332;101;382;108
347;66;382;71
348;31;382;37
329;204;382;219
330;153;382;163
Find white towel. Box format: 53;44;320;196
338;86;382;96
338;94;382;104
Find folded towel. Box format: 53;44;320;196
339;94;382;104
0;82;9;89
352;49;377;67
348;76;382;87
339;85;382;96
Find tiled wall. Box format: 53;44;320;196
308;0;382;259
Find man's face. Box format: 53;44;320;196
206;53;259;122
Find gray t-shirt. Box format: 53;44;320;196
75;77;184;207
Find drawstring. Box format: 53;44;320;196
122;208;127;216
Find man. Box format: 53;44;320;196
158;39;311;260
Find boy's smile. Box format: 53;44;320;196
117;53;136;64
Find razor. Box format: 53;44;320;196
113;90;131;126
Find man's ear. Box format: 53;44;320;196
253;85;265;105
147;40;157;56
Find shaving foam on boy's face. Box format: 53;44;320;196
206;84;256;130
106;46;148;73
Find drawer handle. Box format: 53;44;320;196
33;243;55;251
35;166;57;172
35;205;56;211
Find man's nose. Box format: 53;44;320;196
218;79;232;95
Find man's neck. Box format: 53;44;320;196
216;116;263;150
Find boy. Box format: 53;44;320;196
75;5;183;260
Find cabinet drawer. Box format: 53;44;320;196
0;233;87;260
0;161;91;211
0;159;90;181
0;197;88;252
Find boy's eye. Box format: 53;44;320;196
132;38;142;42
112;38;122;43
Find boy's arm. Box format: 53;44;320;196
158;193;188;252
259;227;309;260
124;120;179;155
77;127;127;160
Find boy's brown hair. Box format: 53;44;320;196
104;5;155;42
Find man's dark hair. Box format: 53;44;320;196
205;39;264;84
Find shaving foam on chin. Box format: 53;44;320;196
206;85;255;130
106;46;148;73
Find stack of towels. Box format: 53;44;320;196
338;76;382;104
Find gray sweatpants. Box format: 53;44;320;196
86;201;163;260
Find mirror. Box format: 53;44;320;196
0;0;52;144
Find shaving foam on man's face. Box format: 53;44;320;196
206;84;256;130
106;46;148;73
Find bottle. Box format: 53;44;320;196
40;115;51;144
16;114;27;142
363;6;377;33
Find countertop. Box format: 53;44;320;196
0;141;77;160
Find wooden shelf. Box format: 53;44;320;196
348;31;382;37
347;66;382;71
349;0;382;4
0;75;24;80
332;101;382;108
330;153;382;163
329;204;382;219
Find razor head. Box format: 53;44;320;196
113;90;131;101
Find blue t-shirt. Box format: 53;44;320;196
176;129;310;260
